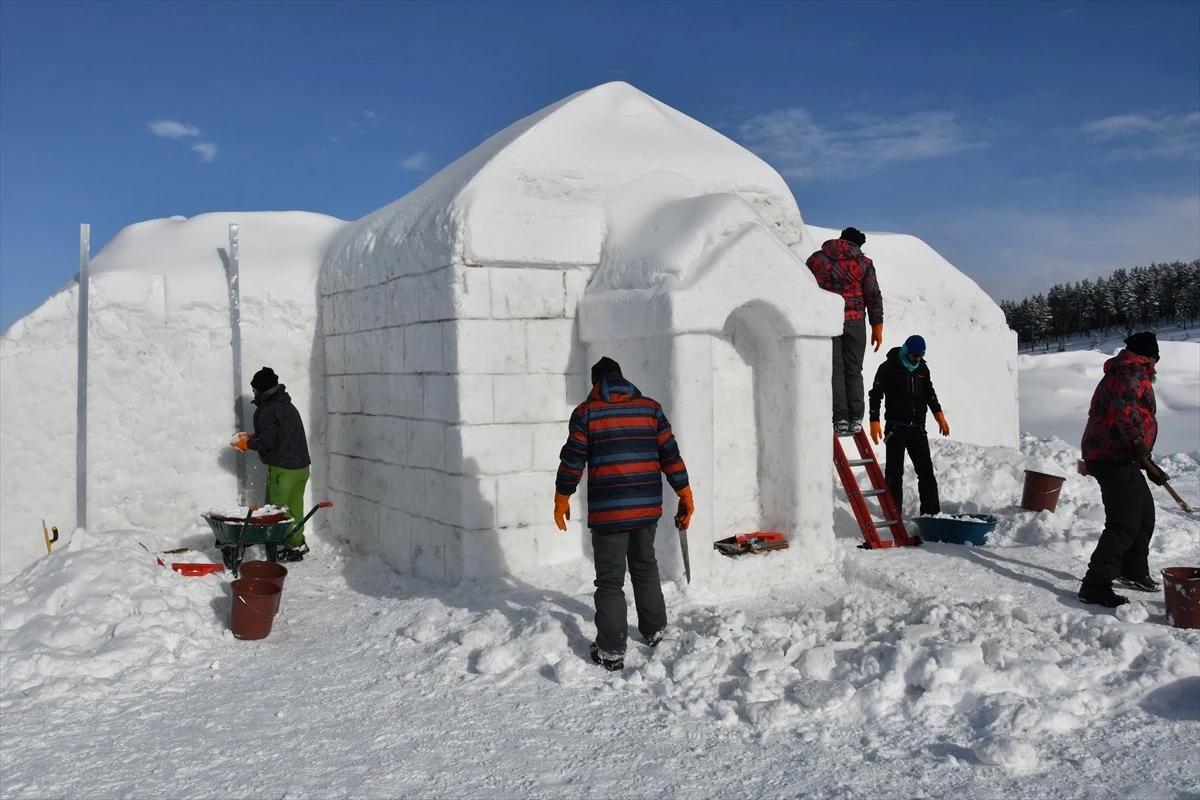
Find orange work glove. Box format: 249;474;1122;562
231;432;251;452
934;411;950;437
870;421;882;444
870;323;884;352
553;492;571;531
674;485;694;530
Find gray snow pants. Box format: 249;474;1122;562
591;524;667;656
832;317;867;424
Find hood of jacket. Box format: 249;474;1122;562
1103;349;1156;378
821;239;864;261
589;375;642;404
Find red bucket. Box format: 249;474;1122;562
1021;470;1066;513
229;578;282;640
1162;567;1200;630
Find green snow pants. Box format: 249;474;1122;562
266;465;310;547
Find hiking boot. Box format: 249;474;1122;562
1078;583;1129;608
645;629;665;648
848;420;863;435
834;420;851;435
589;642;624;671
276;543;309;563
1118;575;1160;592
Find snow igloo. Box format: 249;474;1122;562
0;81;1017;584
318;81;1017;588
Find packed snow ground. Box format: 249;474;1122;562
2;346;1199;799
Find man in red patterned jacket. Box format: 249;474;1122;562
806;227;884;435
1078;331;1165;608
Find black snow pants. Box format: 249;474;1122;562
885;426;941;516
831;317;867;424
591;525;667;656
1082;460;1155;588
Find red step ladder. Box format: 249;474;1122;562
833;430;916;549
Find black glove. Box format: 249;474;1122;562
1132;442;1150;460
1143;459;1170;486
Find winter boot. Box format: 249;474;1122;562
834;420;850;436
1117;574;1160;592
645;628;665;648
589;642;624;671
277;543;309;563
1078;582;1129;608
848;420;863;435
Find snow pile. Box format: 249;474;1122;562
0;529;226;699
2;419;1199;796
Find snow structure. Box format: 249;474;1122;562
318;81;1017;588
0;212;346;575
0;82;1015;582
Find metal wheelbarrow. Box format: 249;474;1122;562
202;501;332;577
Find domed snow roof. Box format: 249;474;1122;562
323;82;808;290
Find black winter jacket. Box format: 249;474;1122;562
249;385;311;469
868;347;943;430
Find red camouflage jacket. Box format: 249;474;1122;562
805;239;884;324
1080;349;1157;462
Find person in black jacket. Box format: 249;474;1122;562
867;335;951;517
232;367;312;562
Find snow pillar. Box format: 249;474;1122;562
791;335;835;564
666;333;715;585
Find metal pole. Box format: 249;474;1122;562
76;224;90;530
226;223;247;505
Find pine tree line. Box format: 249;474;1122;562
999;260;1200;348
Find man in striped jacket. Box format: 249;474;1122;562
554;357;693;671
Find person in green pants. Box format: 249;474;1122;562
232;367;312;562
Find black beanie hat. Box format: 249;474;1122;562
251;366;279;391
839;227;867;247
1124;331;1159;362
590;356;622;386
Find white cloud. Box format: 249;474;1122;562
148;119;218;162
737;108;981;179
400;151;428;171
191;142;219;162
364;110;381;126
921;194;1200;302
148;120;201;139
1079;111;1200;161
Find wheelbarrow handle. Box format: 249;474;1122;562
285;500;335;538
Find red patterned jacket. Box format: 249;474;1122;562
1081;350;1157;462
805;239;883;324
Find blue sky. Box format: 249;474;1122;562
1;0;1197;330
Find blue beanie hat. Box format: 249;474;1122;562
903;335;926;356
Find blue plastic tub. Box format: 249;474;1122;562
913;513;999;546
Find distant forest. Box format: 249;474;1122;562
999;260;1200;349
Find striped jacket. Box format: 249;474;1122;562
556;376;690;534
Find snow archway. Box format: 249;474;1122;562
580;193;844;592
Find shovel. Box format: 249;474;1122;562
1141;457;1194;513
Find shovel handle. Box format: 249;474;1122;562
1162;481;1194;513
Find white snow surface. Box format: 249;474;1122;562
0;211;345;576
2;347;1198;798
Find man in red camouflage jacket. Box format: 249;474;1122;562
1078;331;1164;608
806;227;884;435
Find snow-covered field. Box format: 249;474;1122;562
2;334;1197;799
